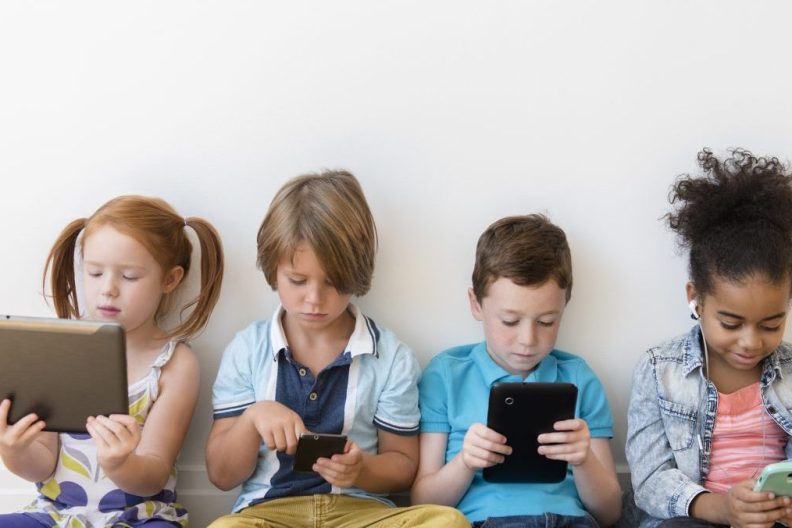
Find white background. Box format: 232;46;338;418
2;1;792;524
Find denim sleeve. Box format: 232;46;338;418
626;352;706;519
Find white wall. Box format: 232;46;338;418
2;1;792;524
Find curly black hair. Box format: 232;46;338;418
666;148;792;296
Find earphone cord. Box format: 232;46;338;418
698;328;769;483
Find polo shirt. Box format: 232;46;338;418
212;304;421;513
418;341;613;522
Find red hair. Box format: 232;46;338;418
43;195;224;339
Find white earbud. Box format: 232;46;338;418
689;299;700;320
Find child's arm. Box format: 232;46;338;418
206;400;307;490
411;424;510;506
86;343;199;496
0;399;58;482
538;419;621;526
688;480;791;526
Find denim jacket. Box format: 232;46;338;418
625;325;792;527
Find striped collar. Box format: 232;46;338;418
269;303;380;361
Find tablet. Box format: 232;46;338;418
0;315;128;433
483;381;578;483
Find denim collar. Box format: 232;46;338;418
472;341;560;386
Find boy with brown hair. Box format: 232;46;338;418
411;214;622;527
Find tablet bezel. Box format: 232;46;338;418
0;315;128;433
483;381;578;483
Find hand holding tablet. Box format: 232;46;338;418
0;316;128;433
483;382;578;483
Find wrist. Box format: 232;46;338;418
454;451;476;473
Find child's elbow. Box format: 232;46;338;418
206;463;241;491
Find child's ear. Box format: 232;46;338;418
468;288;484;322
685;281;698;305
162;266;185;294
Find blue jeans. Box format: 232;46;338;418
472;513;599;528
659;518;785;528
0;514;181;528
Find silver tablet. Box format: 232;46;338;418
0;315;128;433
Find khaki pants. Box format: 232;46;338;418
207;494;469;528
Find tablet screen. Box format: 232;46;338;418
483;381;577;483
0;316;128;433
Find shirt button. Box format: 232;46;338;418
309;392;318;401
299;368;307;376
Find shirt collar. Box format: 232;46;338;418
681;325;706;376
472;341;560;385
268;303;379;361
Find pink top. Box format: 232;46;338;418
704;382;787;493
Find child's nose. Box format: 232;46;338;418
518;323;537;346
101;275;119;297
305;283;323;305
738;327;762;351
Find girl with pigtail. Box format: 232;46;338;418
0;195;224;528
627;150;792;528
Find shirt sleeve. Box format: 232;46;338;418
574;360;614;439
626;351;707;519
418;356;451;434
372;342;421;436
212;329;258;419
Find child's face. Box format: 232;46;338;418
275;242;351;332
469;277;567;378
691;275;791;373
82;225;181;335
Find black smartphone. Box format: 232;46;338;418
483;382;578;483
293;433;348;473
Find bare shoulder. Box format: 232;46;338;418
159;341;200;390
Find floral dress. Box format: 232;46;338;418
21;341;188;527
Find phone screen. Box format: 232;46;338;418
293;433;348;473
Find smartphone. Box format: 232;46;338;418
293;433;348;473
753;461;792;496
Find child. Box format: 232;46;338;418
0;195;225;527
205;170;467;527
626;149;792;527
411;214;622;527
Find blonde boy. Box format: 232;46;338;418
412;214;622;527
206;171;467;527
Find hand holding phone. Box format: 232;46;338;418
293;433;347;473
753;461;792;496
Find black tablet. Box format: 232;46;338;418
483;381;578;483
0;315;128;433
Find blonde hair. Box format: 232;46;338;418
472;214;572;303
43;195;224;339
257;170;377;296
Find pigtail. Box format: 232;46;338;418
169;217;224;339
43;218;86;319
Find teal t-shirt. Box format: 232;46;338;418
418;342;613;522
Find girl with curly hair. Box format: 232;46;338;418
627;149;792;528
